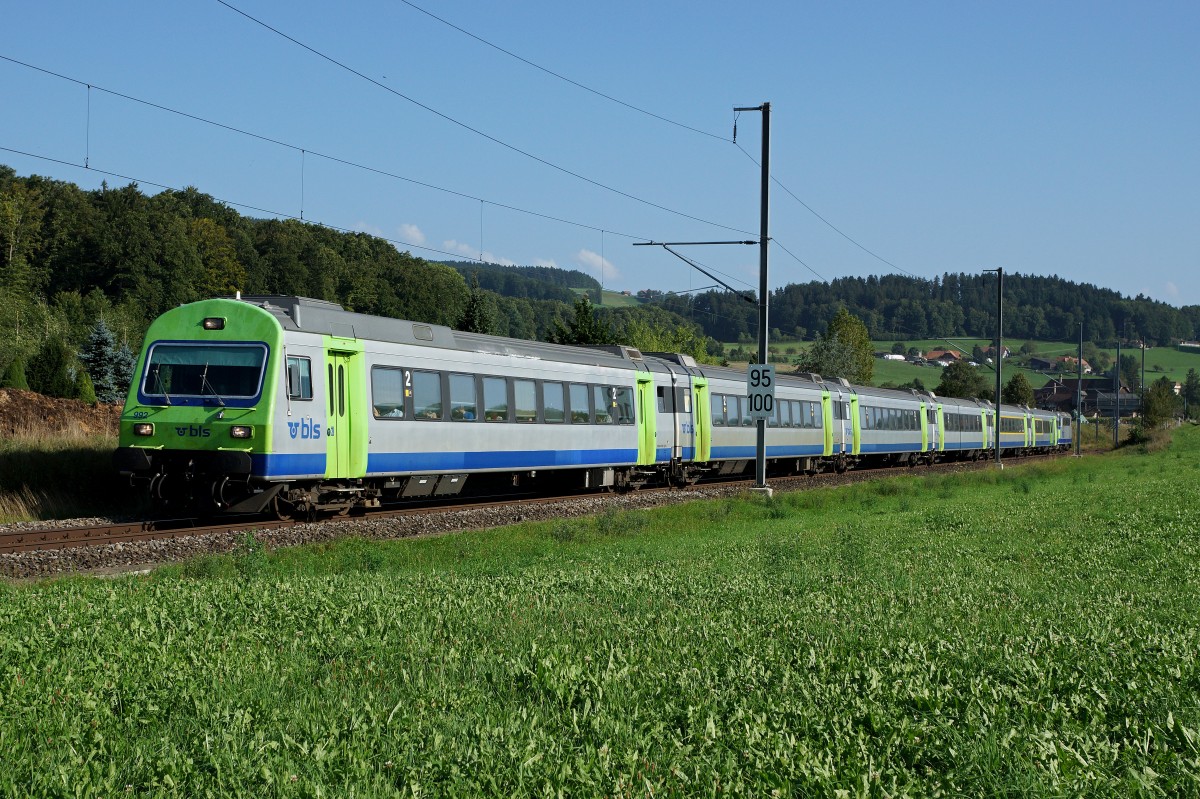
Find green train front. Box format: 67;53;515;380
114;298;291;513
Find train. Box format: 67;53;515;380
114;296;1073;517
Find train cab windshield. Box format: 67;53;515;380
141;343;268;402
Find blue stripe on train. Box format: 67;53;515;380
252;453;326;478
710;444;825;459
366;448;639;474
859;441;924;454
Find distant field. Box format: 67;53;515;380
4;428;1198;794
571;287;644;308
719;336;1200;389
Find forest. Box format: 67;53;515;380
652;274;1200;348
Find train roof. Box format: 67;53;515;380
236;295;650;371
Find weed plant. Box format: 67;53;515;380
2;430;1199;795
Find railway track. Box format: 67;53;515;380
0;452;1065;559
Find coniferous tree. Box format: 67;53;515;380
111;341;136;402
79;317;123;403
27;335;77;398
76;371;97;405
547;296;615;346
0;355;29;390
456;274;497;335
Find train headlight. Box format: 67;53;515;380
133;423;154;436
202;317;226;330
230;425;253;439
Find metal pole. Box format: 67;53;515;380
1114;330;1121;448
735;102;771;490
1140;335;1146;420
755;102;770;490
1076;322;1083;457
994;268;1003;468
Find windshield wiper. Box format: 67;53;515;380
152;366;171;406
199;363;226;406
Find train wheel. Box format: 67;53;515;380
272;494;296;521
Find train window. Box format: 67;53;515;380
143;342;267;400
738;396;752;427
768;399;779;427
682;390;692;413
710;394;725;427
286;356;312;400
449;373;477;421
614;387;635;424
371;366;405;419
514;380;537;423
780;399;791;428
337;365;345;417
412;370;441;420
657;386;668;413
329;364;335;413
543;382;565;424
483;377;508;422
815;402;824;429
593;386;613;424
569;383;590;424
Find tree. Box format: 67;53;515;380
1002;372;1034;406
76;370;97;405
1141;376;1179;428
456;274;497;335
1183;368;1200;420
0;355;29;390
111;341;136;403
547;296;615;346
27;335;77;399
935;360;991;400
795;334;861;382
78;317;124;403
825;308;874;383
1113;353;1140;391
891;341;907;355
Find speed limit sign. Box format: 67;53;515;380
746;364;776;419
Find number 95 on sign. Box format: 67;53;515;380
746;364;776;419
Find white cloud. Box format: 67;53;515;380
398;223;426;246
443;240;516;266
532;258;559;268
577;249;621;282
1166;281;1179;298
353;221;384;237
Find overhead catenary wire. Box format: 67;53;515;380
214;0;757;238
394;0;905;288
0;54;654;245
396;0;729;143
734;142;924;280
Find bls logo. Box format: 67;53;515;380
287;417;322;440
175;426;211;438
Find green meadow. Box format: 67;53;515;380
2;429;1198;796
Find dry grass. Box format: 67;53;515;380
0;428;125;522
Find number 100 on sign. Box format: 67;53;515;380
746;364;776;419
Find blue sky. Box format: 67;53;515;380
2;1;1197;305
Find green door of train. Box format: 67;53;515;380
325;352;353;478
636;374;656;466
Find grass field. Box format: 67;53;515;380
3;429;1199;795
